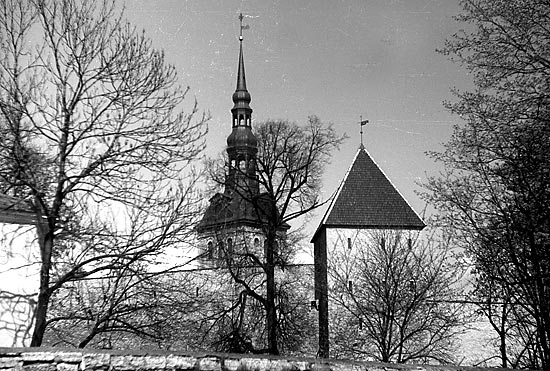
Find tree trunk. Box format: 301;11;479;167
265;230;278;355
30;222;53;346
313;227;329;358
533;255;550;369
499;303;508;369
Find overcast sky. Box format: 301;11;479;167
124;0;473;233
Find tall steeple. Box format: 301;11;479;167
226;13;258;195
195;14;288;267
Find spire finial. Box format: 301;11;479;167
235;13;250;93
238;13;250;42
359;116;369;149
239;13;244;41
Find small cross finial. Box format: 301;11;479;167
359;115;369;148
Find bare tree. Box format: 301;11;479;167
44;266;210;349
328;229;467;364
205;116;344;354
0;0;207;346
424;0;550;368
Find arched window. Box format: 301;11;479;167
227;238;233;255
207;241;213;259
217;240;224;259
239;114;244;125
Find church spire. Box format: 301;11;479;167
236;13;247;93
236;40;247;92
231;13;252;125
226;13;258;195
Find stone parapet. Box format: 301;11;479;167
0;348;504;371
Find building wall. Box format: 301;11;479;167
196;225;288;268
197;225;265;267
325;227;421;296
0;224;38;347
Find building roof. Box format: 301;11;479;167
312;146;424;240
0;193;36;225
196;191;289;234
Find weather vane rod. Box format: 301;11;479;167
359;115;369;148
239;13;249;41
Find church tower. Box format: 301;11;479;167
225;27;259;196
196;15;275;266
311;143;425;357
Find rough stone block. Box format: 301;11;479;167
56;363;79;371
165;355;196;370
239;358;273;371
269;359;294;371
220;359;239;371
0;357;22;369
22;364;56;371
111;356;133;370
21;353;55;363
143;356;166;370
129;356;147;370
329;363;364;371
53;353;82;364
197;357;220;371
291;361;310;370
81;353;110;370
310;362;331;371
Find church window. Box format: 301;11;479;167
239;114;244;125
407;238;412;249
381;237;385;248
348;280;353;294
227;238;233;255
254;237;260;249
207;241;213;258
347;238;352;250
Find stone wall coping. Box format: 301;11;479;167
0;347;512;371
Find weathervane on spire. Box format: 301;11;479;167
359;115;369;148
239;13;250;41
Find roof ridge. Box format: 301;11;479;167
319;147;362;227
361;146;425;227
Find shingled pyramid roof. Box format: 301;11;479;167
312;146;424;240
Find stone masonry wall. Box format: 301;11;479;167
0;348;503;371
